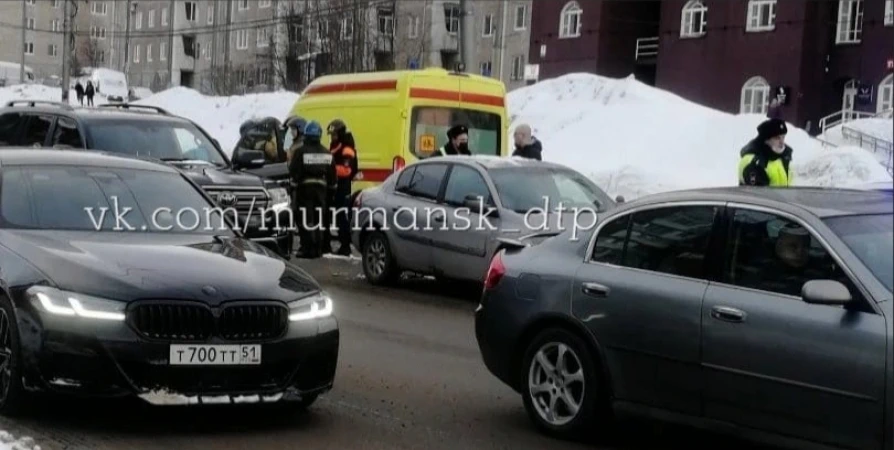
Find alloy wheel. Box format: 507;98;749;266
0;309;13;405
527;342;586;427
365;238;387;278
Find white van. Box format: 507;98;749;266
0;61;35;87
81;67;128;102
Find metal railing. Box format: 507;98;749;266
841;125;894;175
818;109;877;135
635;37;659;60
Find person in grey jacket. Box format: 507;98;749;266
511;124;542;160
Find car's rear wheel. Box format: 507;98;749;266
361;232;399;285
521;327;604;440
0;297;29;416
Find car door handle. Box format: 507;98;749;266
581;282;610;298
711;306;746;323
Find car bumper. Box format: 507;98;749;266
16;304;338;405
474;289;523;392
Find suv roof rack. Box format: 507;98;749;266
5;100;73;110
97;103;170;115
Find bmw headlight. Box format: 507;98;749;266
267;187;290;213
27;286;126;321
288;292;333;321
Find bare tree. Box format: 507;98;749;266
77;38;103;69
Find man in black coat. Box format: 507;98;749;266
430;125;472;157
511;124;542;160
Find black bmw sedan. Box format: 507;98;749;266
0;149;338;414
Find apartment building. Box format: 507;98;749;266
528;0;894;131
0;0;66;82
392;0;532;91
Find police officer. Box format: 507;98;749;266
289;121;335;259
284;115;307;163
326;119;358;256
430;124;472;157
738;118;793;187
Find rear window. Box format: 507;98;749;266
409;107;500;158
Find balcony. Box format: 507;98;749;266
635;37;658;63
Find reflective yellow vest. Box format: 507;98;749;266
738;153;792;186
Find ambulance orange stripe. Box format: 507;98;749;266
304;80;398;94
409;88;504;107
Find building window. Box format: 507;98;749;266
740;76;771;114
239;0;249;11
340;16;353;40
135;11;143;29
48;44;58;57
482;14;495;37
206;41;212;60
147;44;153;62
91;1;107;15
445;4;460;34
318;20;330;40
559;1;583;38
879;75;893;113
480;61;492;77
24;42;34;55
26;18;35;30
257;27;270;47
162;8;168;26
259;0;272;8
53;0;60;8
681;0;707;38
160;43;167;61
408;16;420;38
236;29;249;49
514;4;528;30
290;19;304;43
378;9;394;36
746;0;776;32
208;5;214;24
885;0;892;26
133;45;140;63
51;20;60;32
511;55;524;81
185;2;198;22
25;0;34;5
90;26;107;40
836;0;863;44
149;10;155;28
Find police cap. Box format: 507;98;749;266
447;124;468;139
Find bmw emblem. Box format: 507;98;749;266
218;192;237;206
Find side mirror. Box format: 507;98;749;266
615;195;625;203
233;148;266;169
801;280;852;306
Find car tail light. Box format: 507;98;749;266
484;251;506;290
392;156;405;172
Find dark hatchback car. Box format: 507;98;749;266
0;149;338;414
0;100;293;257
476;187;893;450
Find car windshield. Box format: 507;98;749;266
409;106;501;158
824;213;893;293
489;167;613;213
0;165;233;234
87;120;227;166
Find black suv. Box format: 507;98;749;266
0;100;293;257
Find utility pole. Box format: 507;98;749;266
459;0;475;72
20;0;27;83
123;0;131;73
61;0;72;102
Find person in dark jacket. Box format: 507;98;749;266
767;98;784;120
326;119;358;256
289;121;335;259
738;118;793;187
85;81;95;107
75;81;84;106
511;124;542;160
430;125;472;157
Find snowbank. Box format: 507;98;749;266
0;83;114;107
133;87;299;154
0;431;40;450
508;73;892;199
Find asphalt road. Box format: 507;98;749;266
0;256;769;450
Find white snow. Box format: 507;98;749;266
2;74;891;200
0;431;40;450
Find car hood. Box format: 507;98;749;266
1;230;318;304
168;161;265;189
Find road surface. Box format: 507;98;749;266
0;256;769;449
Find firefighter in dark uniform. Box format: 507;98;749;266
326;119;358;256
289;121;335;259
284;115;307;163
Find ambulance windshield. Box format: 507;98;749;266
409;107;501;158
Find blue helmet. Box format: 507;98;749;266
304;121;323;138
285;115;307;132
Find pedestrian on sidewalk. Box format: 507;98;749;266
75;81;84;106
85;81;95;107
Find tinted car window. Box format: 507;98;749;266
592;215;630;265
444;165;491;207
623;206;717;279
20;115;53;147
52;117;83;148
724;209;858;298
406;163;447;200
395;166;416;193
87;120;227;165
0;166;231;234
0;113;25;145
824;213;893;292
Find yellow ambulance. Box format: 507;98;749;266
286;68;510;193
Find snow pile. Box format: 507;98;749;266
0;431;40;450
508;73;892;199
133;87;299;155
0;83;114;107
